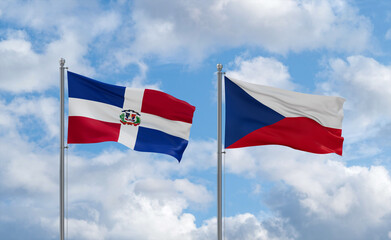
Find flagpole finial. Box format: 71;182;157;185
217;64;223;72
60;58;65;66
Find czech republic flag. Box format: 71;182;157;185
67;72;195;161
225;76;345;155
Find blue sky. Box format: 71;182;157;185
1;0;391;239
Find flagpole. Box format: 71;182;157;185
217;64;223;240
59;58;65;240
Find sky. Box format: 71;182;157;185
1;0;391;239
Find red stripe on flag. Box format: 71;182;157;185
226;117;343;155
141;89;195;123
67;116;121;144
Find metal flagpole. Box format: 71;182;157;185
217;64;223;240
59;58;65;240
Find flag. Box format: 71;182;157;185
67;71;196;161
224;76;345;155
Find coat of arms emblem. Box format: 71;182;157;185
120;109;141;126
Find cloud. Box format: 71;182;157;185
0;1;122;93
0;0;162;92
0;29;93;93
266;154;391;221
127;0;372;62
226;56;295;90
3;96;59;139
0;1;120;36
104;194;197;239
0;0;374;93
0;100;59;238
223;145;391;239
0;97;60;193
0;96;60;195
194;213;297;240
134;178;213;207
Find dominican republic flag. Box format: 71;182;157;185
67;71;196;161
225;76;345;155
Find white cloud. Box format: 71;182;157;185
227;144;391;223
0;98;59;194
194;213;296;240
268;156;391;221
224;145;391;239
0;0;374;93
0;29;93;93
41;217;107;240
67;219;107;240
0;1;120;35
0;96;59;140
226;56;295;90
127;0;372;62
0;1;122;93
134;178;213;206
179;139;217;173
0;96;61;195
105;194;197;240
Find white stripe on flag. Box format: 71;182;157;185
69;98;121;123
140;113;192;140
123;88;144;112
228;77;345;129
118;124;139;149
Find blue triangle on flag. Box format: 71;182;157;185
224;77;285;148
